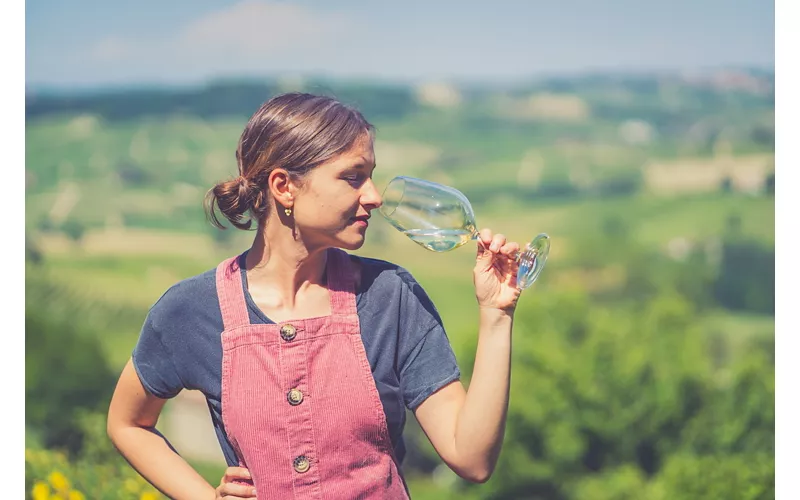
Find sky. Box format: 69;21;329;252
26;0;775;90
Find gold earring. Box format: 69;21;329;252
285;207;292;216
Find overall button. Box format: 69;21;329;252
293;455;310;473
287;388;304;406
280;324;297;341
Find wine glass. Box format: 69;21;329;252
378;175;550;289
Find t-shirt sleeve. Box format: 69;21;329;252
131;292;184;399
396;271;461;410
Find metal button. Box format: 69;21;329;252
287;388;304;406
293;455;310;473
280;324;297;341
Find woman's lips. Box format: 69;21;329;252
351;216;369;227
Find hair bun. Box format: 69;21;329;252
236;175;251;198
204;176;256;231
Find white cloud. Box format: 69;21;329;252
88;1;349;66
88;37;137;62
179;1;340;54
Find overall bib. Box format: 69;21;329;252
216;248;410;499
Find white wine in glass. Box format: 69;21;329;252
378;175;550;289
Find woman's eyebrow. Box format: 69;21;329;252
350;158;377;169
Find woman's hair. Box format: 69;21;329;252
205;92;375;230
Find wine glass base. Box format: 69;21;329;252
517;233;550;290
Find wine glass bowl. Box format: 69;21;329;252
379;176;478;252
378;175;551;290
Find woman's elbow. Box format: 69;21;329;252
106;405;136;447
453;462;495;484
463;469;493;484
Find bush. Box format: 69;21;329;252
713;237;774;314
26;409;167;499
650;453;774;500
62;219;87;243
460;286;773;499
26;444;165;500
25;274;117;454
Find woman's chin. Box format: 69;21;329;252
339;238;366;251
335;232;367;251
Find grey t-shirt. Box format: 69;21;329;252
132;251;462;466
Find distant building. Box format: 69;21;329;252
415;82;462;108
679;69;773;95
642;154;774;196
618;120;655;145
517;150;545;188
67;114;99;140
526;93;590;121
492;93;590;122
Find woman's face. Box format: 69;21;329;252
292;134;381;251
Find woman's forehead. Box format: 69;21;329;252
330;136;375;166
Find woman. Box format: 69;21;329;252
107;92;522;500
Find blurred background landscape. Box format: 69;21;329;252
25;1;775;499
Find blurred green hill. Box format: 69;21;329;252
26;70;774;226
25;69;774;499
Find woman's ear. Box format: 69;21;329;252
268;169;294;210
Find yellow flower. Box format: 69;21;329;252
68;490;86;500
140;492;160;500
49;470;70;491
31;481;50;500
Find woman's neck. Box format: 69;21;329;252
243;220;328;303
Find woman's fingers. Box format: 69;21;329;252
218;467;255;499
223;467;252;482
477;229;508;253
499;241;519;257
478;228;494;247
218;481;257;498
489;233;506;252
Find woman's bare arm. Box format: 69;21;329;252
107;359;218;500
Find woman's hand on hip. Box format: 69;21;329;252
473;228;521;313
215;467;256;499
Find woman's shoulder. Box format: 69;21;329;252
348;254;423;293
147;267;219;318
348;253;443;324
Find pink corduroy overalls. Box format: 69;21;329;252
216;247;410;499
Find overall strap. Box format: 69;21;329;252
215;255;251;331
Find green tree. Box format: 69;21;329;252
25;277;117;454
62;219;87;244
458;285;773;499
